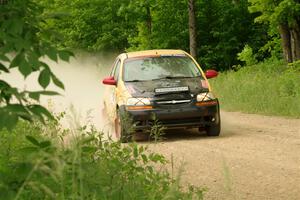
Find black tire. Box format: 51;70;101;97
115;108;133;143
205;121;221;136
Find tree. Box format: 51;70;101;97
188;0;197;58
37;0;269;70
249;0;300;63
0;0;73;130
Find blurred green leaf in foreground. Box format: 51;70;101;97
0;0;74;130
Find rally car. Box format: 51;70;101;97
102;49;220;142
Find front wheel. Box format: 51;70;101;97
114;108;133;143
205;122;221;136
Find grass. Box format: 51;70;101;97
0;113;204;200
210;59;300;118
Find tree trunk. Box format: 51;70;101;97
290;21;300;61
279;24;293;63
188;0;197;59
146;6;152;35
144;4;152;48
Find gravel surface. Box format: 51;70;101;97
147;111;300;200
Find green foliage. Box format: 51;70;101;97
249;0;300;26
0;118;204;200
41;0;136;52
39;0;270;70
149;114;166;143
128;0;189;51
248;0;300;62
0;0;73;130
211;60;300;117
237;45;257;66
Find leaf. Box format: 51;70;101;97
82;146;97;153
58;50;74;62
133;145;138;158
28;104;54;122
6;104;28;115
0;63;9;73
29;91;60;101
39;141;51;148
10;53;24;68
26;135;40;147
141;154;148;163
37;91;60;96
0;80;10;89
19;146;39;154
51;74;64;89
46;47;58;62
0;111;18;131
28;92;40;101
38;69;51;89
27;52;40;70
19;60;32;77
0;54;10;62
18;113;33;122
2;105;30;125
80;136;95;144
10;18;24;35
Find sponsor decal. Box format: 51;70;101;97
155;86;189;93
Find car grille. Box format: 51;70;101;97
156;99;191;105
154;92;192;106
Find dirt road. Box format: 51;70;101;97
148;111;300;200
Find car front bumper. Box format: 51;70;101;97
122;100;220;130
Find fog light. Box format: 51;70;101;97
211;117;216;122
196;101;218;106
126;105;153;110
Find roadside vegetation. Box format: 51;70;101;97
0;115;204;200
211;60;300;118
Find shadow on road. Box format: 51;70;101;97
136;127;237;143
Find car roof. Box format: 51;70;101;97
121;49;187;59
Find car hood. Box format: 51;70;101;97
124;78;209;97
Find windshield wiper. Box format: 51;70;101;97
125;79;144;82
152;75;201;81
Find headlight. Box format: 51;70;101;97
197;92;215;102
127;98;151;106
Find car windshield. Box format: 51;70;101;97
123;55;202;82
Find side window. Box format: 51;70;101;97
113;59;121;81
110;60;117;76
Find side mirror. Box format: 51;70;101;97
102;76;117;86
205;70;218;79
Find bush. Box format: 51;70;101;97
237;45;257;66
0;118;204;200
210;60;300;118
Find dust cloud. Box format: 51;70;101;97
2;52;116;133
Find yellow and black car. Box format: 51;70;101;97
102;49;220;142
